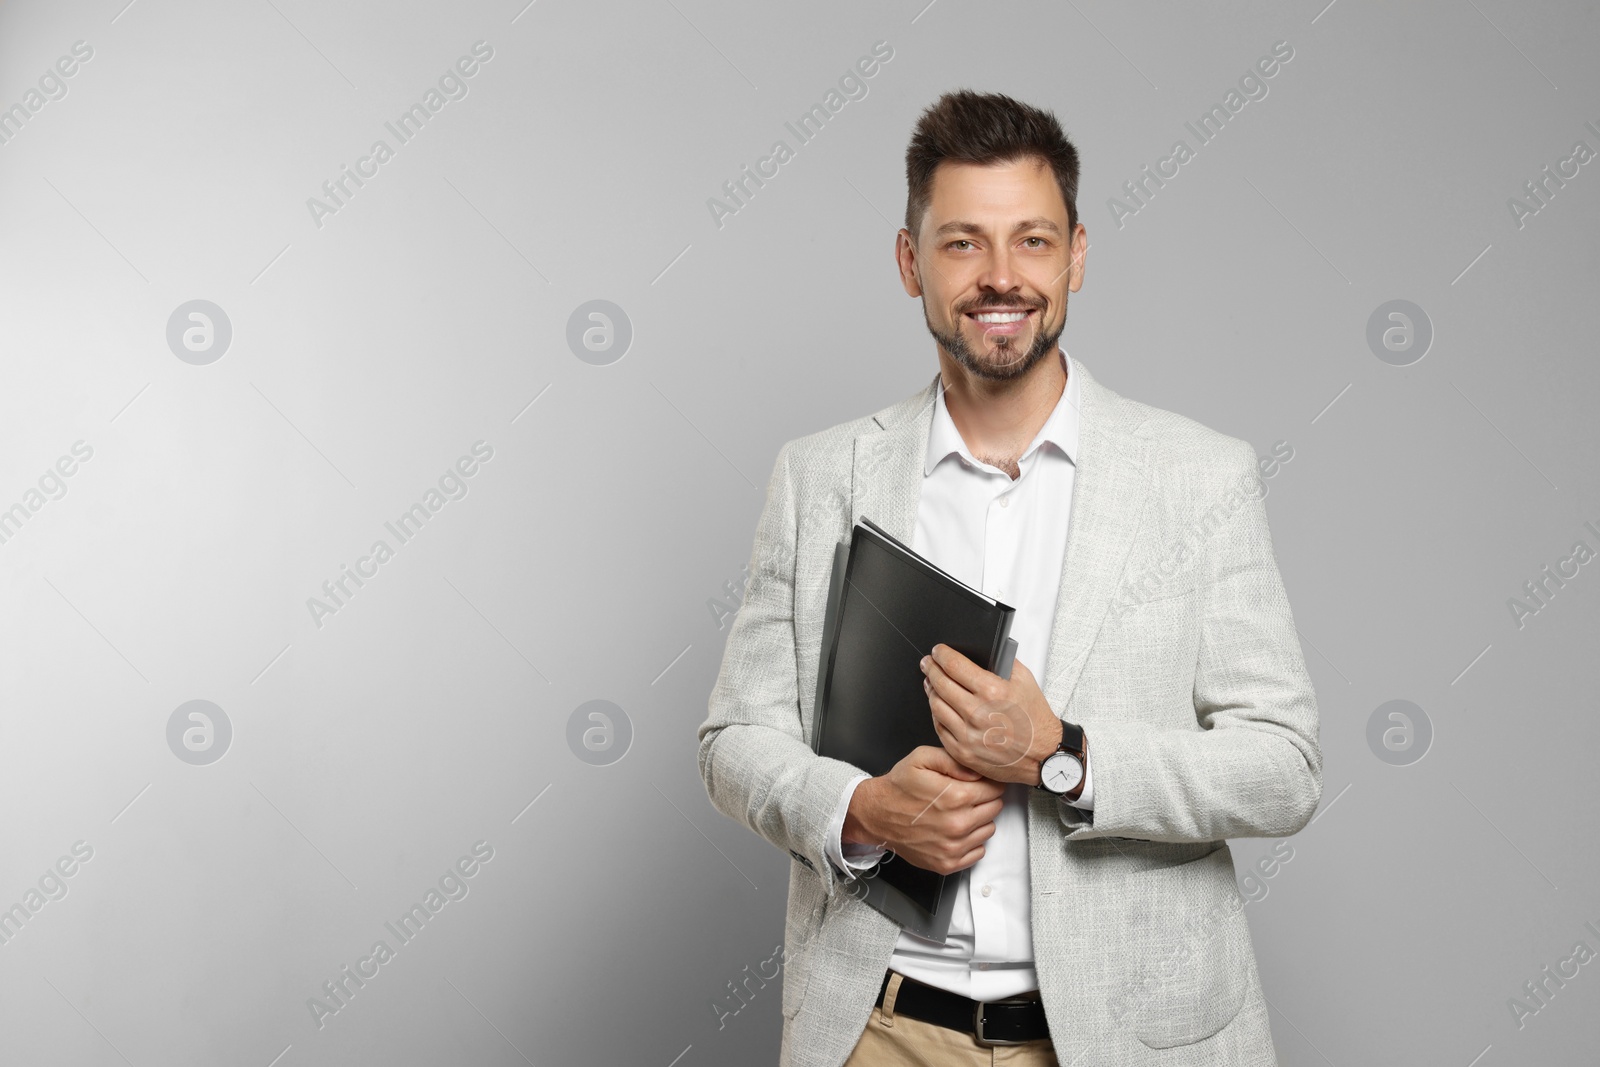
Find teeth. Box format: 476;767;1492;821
974;311;1028;323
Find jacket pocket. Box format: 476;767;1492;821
1108;844;1251;1049
1138;579;1198;603
1103;574;1198;638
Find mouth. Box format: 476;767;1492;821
964;307;1037;337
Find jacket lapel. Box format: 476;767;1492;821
1036;359;1153;714
847;372;941;542
847;357;1153;715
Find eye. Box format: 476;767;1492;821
948;239;973;251
1023;237;1046;248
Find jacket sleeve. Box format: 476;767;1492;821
698;441;875;900
1057;440;1322;841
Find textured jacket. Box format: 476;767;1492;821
698;355;1322;1066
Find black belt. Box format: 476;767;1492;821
876;970;1050;1047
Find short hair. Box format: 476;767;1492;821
904;90;1080;239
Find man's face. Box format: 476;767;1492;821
896;157;1086;381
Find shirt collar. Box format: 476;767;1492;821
925;349;1080;477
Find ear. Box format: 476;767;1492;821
1066;223;1088;293
896;228;923;297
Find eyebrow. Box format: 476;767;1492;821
933;217;1063;238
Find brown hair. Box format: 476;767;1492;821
904;90;1080;239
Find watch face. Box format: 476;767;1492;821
1041;752;1083;795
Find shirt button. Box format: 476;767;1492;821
981;884;992;897
999;495;1010;508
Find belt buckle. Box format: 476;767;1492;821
973;999;1029;1048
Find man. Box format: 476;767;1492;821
698;90;1321;1067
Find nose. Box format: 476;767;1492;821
975;244;1020;297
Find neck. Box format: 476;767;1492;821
937;348;1067;479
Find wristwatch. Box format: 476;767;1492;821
1036;720;1088;801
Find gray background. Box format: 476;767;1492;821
1;0;1597;1064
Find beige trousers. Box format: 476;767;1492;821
842;973;1061;1067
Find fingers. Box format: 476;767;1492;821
953;769;1006;799
913;744;981;781
947;845;987;874
912;755;1005;806
925;768;1005;809
923;826;993;876
922;798;1003;852
969;795;1006;821
947;800;1002;841
947;812;998;844
927;644;986;693
898;790;1004;874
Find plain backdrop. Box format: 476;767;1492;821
1;1;1597;1065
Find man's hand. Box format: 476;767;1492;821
842;746;1006;876
921;644;1063;786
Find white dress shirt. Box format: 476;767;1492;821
823;349;1093;1000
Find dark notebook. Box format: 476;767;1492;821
810;516;1017;942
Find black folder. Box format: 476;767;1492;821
810;516;1017;942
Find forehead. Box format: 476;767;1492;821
924;156;1067;230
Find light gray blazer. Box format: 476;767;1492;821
698;355;1321;1067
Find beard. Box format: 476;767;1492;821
924;297;1064;382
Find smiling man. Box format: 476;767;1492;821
699;90;1321;1067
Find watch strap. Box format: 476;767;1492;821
1057;720;1084;758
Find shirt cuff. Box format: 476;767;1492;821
826;772;888;877
1068;748;1094;809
